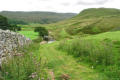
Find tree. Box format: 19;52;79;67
0;15;9;30
34;27;48;37
9;24;21;32
0;15;22;31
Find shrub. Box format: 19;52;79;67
0;15;21;31
34;27;48;37
9;24;22;32
0;15;10;30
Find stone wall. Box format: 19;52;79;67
0;29;32;57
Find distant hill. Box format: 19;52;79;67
76;8;120;18
0;11;76;24
47;8;120;39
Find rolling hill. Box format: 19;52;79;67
0;11;76;24
45;8;120;40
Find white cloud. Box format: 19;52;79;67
0;0;119;13
77;0;110;5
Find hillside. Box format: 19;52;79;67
45;8;120;40
0;11;76;24
18;26;120;80
2;8;120;80
76;8;120;18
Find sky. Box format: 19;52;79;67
0;0;120;13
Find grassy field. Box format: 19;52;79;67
86;31;120;40
57;30;120;80
16;26;120;80
19;31;38;40
17;26;109;79
16;20;120;79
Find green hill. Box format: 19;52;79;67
0;11;76;24
46;8;120;40
76;8;120;18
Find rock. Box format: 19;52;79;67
29;72;37;79
60;74;70;80
40;41;47;44
43;36;54;41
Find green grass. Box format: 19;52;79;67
86;31;120;40
18;25;101;79
57;30;120;80
19;31;38;40
37;42;107;80
51;28;72;40
18;22;120;79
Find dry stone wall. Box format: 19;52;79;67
0;29;32;57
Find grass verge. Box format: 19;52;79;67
1;43;48;80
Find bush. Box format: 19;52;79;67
0;15;21;31
9;24;22;32
34;27;48;37
0;15;9;30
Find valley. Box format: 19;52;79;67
1;8;120;80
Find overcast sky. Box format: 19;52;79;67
0;0;119;13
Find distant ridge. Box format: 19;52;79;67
0;11;77;24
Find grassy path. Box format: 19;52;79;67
38;42;106;80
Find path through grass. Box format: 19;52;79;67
37;42;106;80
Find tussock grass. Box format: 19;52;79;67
58;39;114;66
58;39;120;79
